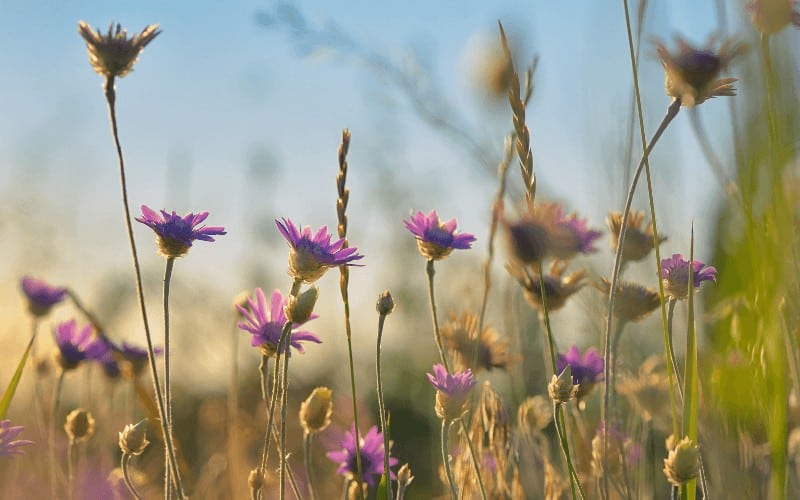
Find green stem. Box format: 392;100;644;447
665;299;684;397
554;404;586;500
50;370;65;500
458;419;488;500
441;420;458;500
304;433;318;500
122;454;144;500
536;262;557;373
163;257;175;500
609;321;626;420
426;260;450;372
340;270;365;498
683;234;698;500
376;312;393;500
279;279;302;500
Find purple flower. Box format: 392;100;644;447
276;218;363;283
237;288;321;357
53;319;111;371
326;424;398;488
548;206;602;259
556;345;604;398
20;276;67;317
0;420;33;458
107;342;163;379
136;205;226;258
427;364;476;420
404;210;475;261
661;254;717;300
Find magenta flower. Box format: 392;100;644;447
276;218;363;283
53;319;111;371
20;276;67;317
237;288;321;357
549;206;602;259
404;210;476;261
0;420;33;458
427;363;476;420
326;424;398;488
556;345;604;398
661;254;717;300
136;205;226;258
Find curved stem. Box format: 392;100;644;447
441;420;458;500
163;257;175;499
103;77;184;499
536;262;557;373
304;433;318;500
340;269;365;497
67;440;75;500
376;312;393;499
458;419;488;500
122;454;144;500
554;404;586;500
50;370;65;500
279;279;302;500
665;299;684;398
426;260;450;372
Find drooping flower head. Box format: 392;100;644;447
404;210;475;261
78;21;160;79
0;420;33;458
596;278;660;323
326;424;398;488
655;36;744;107
441;312;510;372
606;210;667;263
747;0;800;34
504;203;600;264
276;218;363;283
20;276;67;317
660;254;717;300
136;205;226;258
237;288;320;357
427;363;476;420
53;319;111;371
548;205;603;260
509;260;586;312
556;345;604;399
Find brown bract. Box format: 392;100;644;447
596;278;660;323
509;260;586;313
78;21;160;78
440;312;510;372
606;210;666;263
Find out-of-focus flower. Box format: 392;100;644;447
504;203;600;264
606;210;667;263
284;286;318;324
77;21;160;78
440;312;509;372
119;419;150;456
661;254;717;300
547;204;602;260
655;36;744;107
466;35;513;99
326;425;398;488
114;342;163;379
0;420;33;457
237;288;320;357
20;276;67;317
276;218;363;282
404;210;475;261
503;215;552;265
618;356;670;423
747;0;800;34
136;205;226;258
548;365;579;404
64;408;96;444
376;290;395;316
596;278;660;323
299;387;333;435
509;260;586;312
517;395;553;435
427;363;476;421
556;344;604;399
53;319;110;371
591;421;642;478
663;436;700;486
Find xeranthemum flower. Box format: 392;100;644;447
661;254;717;300
747;0;800;34
20;276;67;317
427;363;476;420
327;424;398;488
548;205;603;259
404;210;476;261
78;21;160;78
556;344;604;399
136;205;226;258
53;319;110;371
276;218;363;283
0;420;33;458
237;288;321;357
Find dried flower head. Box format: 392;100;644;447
299;387;333;435
0;420;33;458
376;290;396;316
53;319;111;371
64;408;95;443
556;344;604;399
503;214;552;265
427;364;477;421
517;395;553;435
118;419;150;456
606;210;666;263
136;205;226;258
747;0;800;34
548;365;579;404
618;356;670;422
510;260;586;312
326;424;398;488
663;436;700;486
440;312;510;372
397;463;414;488
661;254;717;300
78;21;160;79
504;204;601;264
276;218;363;283
237;288;320;357
284;286;319;324
546;204;603;260
404;210;476;261
655;36;744;107
596;278;660;323
591;421;642;478
20;276;67;317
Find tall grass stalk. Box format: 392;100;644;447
278;279;303;499
681;230;699;500
376;304;392;499
163;257;175;499
426;260;451;372
49;370;65;500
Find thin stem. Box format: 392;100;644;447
67;441;76;500
122;454;144;500
608;321;626;420
536;262;557;373
304;433;318;500
103;77;184;499
65;289;110;342
279;279;302;500
426;260;450;372
50;370;65;500
228;314;240;498
163;257;175;500
376;312;393;500
554;404;587;500
458;419;488;500
665;299;684;397
441;420;458;500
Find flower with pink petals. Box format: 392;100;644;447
276;218;363;283
53;319;111;371
427;363;476;420
0;420;33;458
661;254;717;300
404;210;475;261
326;424;398;488
136;205;226;258
20;276;67;317
237;288;320;357
557;344;604;398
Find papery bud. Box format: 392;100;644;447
548;366;579;404
397;463;414;488
284;287;318;324
663;436;700;486
119;419;150;456
64;408;95;443
299;387;333;435
376;290;395;316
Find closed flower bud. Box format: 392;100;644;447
64;408;95;444
663;436;700;486
284;287;318;324
397;463;414;488
548;366;579;404
248;468;265;494
118;419;150;456
376;290;395;315
299;387;333;435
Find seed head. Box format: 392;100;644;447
376;290;396;316
284;287;319;324
64;408;95;444
299;387;333;435
77;21;161;79
548;365;579;404
663;436;700;486
118;419;150;456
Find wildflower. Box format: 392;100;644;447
547;204;602;260
119;419;150;456
505;204;601;264
77;21;160;78
404;210;475;261
397;463;414;489
503;215;552;264
661;254;717;300
53;319;110;371
0;420;33;457
427;363;476;421
113;341;163;379
276;218;363;283
596;278;660;323
518;395;553;435
299;387;333;435
591;421;642;477
655;36;743;107
136;205;226;258
663;436;700;486
326;424;398;488
606;210;667;263
440;312;509;372
509;260;586;312
64;408;96;444
376;290;396;316
20;276;67;317
237;288;320;357
548;365;579;404
747;0;800;34
618;356;670;423
556;344;604;399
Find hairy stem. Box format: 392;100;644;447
376;312;393;499
426;260;450;372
